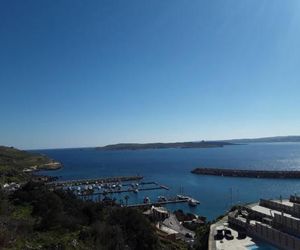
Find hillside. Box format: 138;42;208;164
0;146;61;184
97;141;235;150
0;146;198;250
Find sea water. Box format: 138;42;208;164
34;142;300;220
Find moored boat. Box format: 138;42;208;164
157;196;167;202
177;194;189;200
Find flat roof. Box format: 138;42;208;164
251;204;300;221
269;199;294;207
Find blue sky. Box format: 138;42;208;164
1;0;300;149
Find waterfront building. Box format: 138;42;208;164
228;195;300;250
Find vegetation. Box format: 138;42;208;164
0;181;161;250
97;141;234;151
193;224;210;250
0;146;210;249
0;146;60;184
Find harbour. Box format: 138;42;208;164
35;143;300;220
46;175;143;188
46;175;200;208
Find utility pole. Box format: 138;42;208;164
230;187;233;209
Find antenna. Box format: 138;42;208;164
230;187;233;208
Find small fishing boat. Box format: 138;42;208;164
144;197;151;203
188;198;199;207
157;196;167;202
177;194;189;200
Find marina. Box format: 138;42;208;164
76;183;169;196
127;195;200;208
35;143;300;220
46;175;143;188
46;175;200;208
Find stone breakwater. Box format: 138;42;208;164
191;167;300;179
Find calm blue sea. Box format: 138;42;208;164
33;143;300;220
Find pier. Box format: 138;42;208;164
192;168;300;179
49;177;170;198
77;184;169;197
46;175;143;188
45;175;200;209
127;196;200;208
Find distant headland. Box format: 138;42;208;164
0;145;62;184
96;141;235;150
96;136;300;151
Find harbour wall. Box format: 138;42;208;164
191;168;300;179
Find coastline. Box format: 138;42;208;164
23;161;62;173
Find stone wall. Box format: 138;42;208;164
273;213;300;236
259;199;300;218
228;215;300;250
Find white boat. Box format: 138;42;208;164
144;197;151;203
133;189;139;193
188;198;198;207
158;196;167;202
177;194;189;200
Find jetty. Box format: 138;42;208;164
77;183;169;197
127;196;200;208
46;175;143;188
192;168;300;179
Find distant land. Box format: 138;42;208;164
97;136;300;151
96;141;235;150
226;135;300;144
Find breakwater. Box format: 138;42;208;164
191;168;300;179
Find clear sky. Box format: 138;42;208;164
1;0;300;149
